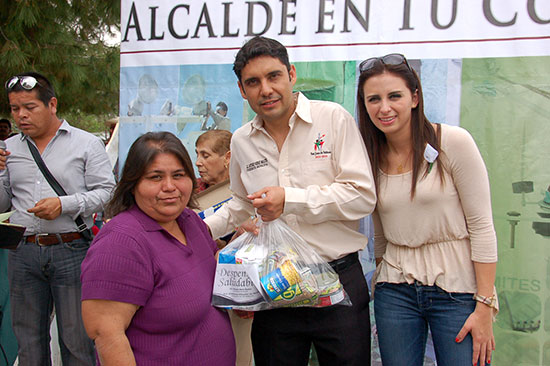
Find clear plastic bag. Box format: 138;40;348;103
212;218;351;310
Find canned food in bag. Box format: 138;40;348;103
260;260;301;299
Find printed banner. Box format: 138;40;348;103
121;0;550;66
119;1;550;364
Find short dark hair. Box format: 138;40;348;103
6;71;56;106
233;36;291;83
215;101;228;113
106;132;198;218
0;118;10;128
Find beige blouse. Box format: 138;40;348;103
374;124;498;294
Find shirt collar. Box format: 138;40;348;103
19;119;70;142
247;92;312;136
58;119;71;133
128;204;191;232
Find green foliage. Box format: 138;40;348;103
3;111;111;138
0;0;120;118
60;112;111;135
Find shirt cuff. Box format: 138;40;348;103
59;195;77;215
283;186;306;215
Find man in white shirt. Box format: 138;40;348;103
205;36;376;366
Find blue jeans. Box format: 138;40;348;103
8;239;95;366
374;282;485;366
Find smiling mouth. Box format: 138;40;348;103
379;116;395;125
261;98;280;107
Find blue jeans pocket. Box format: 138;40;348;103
63;239;91;250
446;291;474;304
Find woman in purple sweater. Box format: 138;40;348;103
81;132;235;365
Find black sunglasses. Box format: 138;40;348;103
5;76;43;92
359;53;412;73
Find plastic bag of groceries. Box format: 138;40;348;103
212;218;351;310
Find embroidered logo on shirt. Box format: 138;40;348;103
314;133;325;151
311;133;331;159
246;158;268;172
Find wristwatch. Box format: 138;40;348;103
473;294;497;308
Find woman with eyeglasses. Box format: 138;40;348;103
356;54;498;366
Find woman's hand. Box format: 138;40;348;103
455;303;495;365
231;216;260;239
215;238;228;250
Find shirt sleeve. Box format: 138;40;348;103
204;153;255;239
0;165;12;213
372;210;388;259
445;126;498;263
81;229;154;306
59;137;115;217
283;107;377;223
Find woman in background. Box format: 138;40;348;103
81;131;235;365
195;129;254;366
195;129;232;192
357;54;498;366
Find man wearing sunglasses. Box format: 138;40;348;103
0;72;115;365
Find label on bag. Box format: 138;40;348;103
213;263;263;303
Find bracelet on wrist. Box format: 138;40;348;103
473;293;497;308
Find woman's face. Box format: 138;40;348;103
195;140;230;186
134;153;193;227
362;72;418;139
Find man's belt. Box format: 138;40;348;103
25;232;83;246
328;252;359;273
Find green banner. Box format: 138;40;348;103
462;56;550;366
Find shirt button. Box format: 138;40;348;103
37;181;41;184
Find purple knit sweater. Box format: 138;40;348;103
81;205;236;365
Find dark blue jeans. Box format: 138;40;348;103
374;281;486;366
8;239;95;366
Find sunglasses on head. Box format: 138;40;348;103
5;76;43;92
359;53;412;73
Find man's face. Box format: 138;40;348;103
238;55;297;126
8;90;57;141
0;123;10;140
